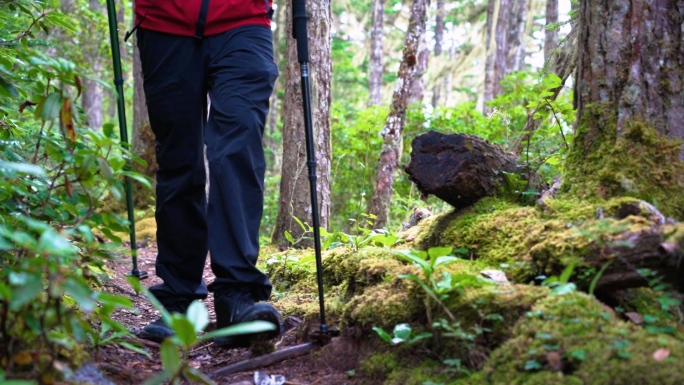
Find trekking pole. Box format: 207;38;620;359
291;0;338;342
105;0;147;280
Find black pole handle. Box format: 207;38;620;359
292;0;309;63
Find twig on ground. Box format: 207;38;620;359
210;342;318;378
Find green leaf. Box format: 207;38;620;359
9;273;42;311
0;160;46;176
171;315;196;347
551;282;576;296
284;231;294;245
96;293;133;309
589;261;612;296
427;247;452;259
63;278;96;313
372;327;392;343
559;260;578;284
186;301;209;333
41;92;62;121
200;320;276;342
119;341;152;359
568;349;586;361
392;323;411;344
292;216;307;231
38;230;75;256
44;12;78;33
159;339;181;373
524;359;542;371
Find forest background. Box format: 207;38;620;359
2;0;684;383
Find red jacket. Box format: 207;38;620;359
134;0;272;37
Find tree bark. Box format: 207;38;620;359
575;0;684;149
543;0;558;68
483;0;528;113
81;0;105;130
368;0;386;106
564;0;684;219
368;0;428;229
131;40;157;208
272;0;332;247
410;39;429;104
482;0;498;114
431;0;445;108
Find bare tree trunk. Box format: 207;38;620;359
131;40;157;208
543;0;558;68
483;0;528;113
410;37;429;104
272;0;332;247
431;0;445;108
80;0;105;129
507;0;527;72
482;0;498;114
368;0;428;229
368;0;386;106
564;0;684;218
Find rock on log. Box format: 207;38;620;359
405;131;543;208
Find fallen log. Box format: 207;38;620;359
405;131;545;208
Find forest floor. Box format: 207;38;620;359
97;244;356;385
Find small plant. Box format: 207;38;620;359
372;323;432;345
539;259;578;296
392;247;487;323
128;278;276;385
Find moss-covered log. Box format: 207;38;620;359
405;131;545;208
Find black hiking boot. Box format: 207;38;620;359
139;300;191;343
213;288;281;348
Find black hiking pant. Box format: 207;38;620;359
136;25;277;305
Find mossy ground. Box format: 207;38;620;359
267;195;684;384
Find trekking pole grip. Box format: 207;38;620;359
292;0;309;63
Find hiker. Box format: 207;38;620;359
132;0;281;347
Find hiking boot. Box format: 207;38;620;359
213;288;281;348
139;300;191;342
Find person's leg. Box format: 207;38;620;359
136;29;209;329
205;25;277;299
204;25;279;347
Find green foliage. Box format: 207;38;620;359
0;3;151;381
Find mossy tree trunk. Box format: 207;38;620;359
564;0;684;219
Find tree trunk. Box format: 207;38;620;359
483;0;528;113
543;0;558;67
272;0;332;247
80;0;105;130
368;0;428;229
368;0;386;106
431;0;445;108
131;40;157;208
410;38;429;104
564;0;684;219
482;0;498;114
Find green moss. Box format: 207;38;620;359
410;196;658;286
481;292;684;384
384;361;449;385
358;352;403;382
563;103;684;219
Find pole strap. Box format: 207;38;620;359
265;0;274;19
195;0;211;39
